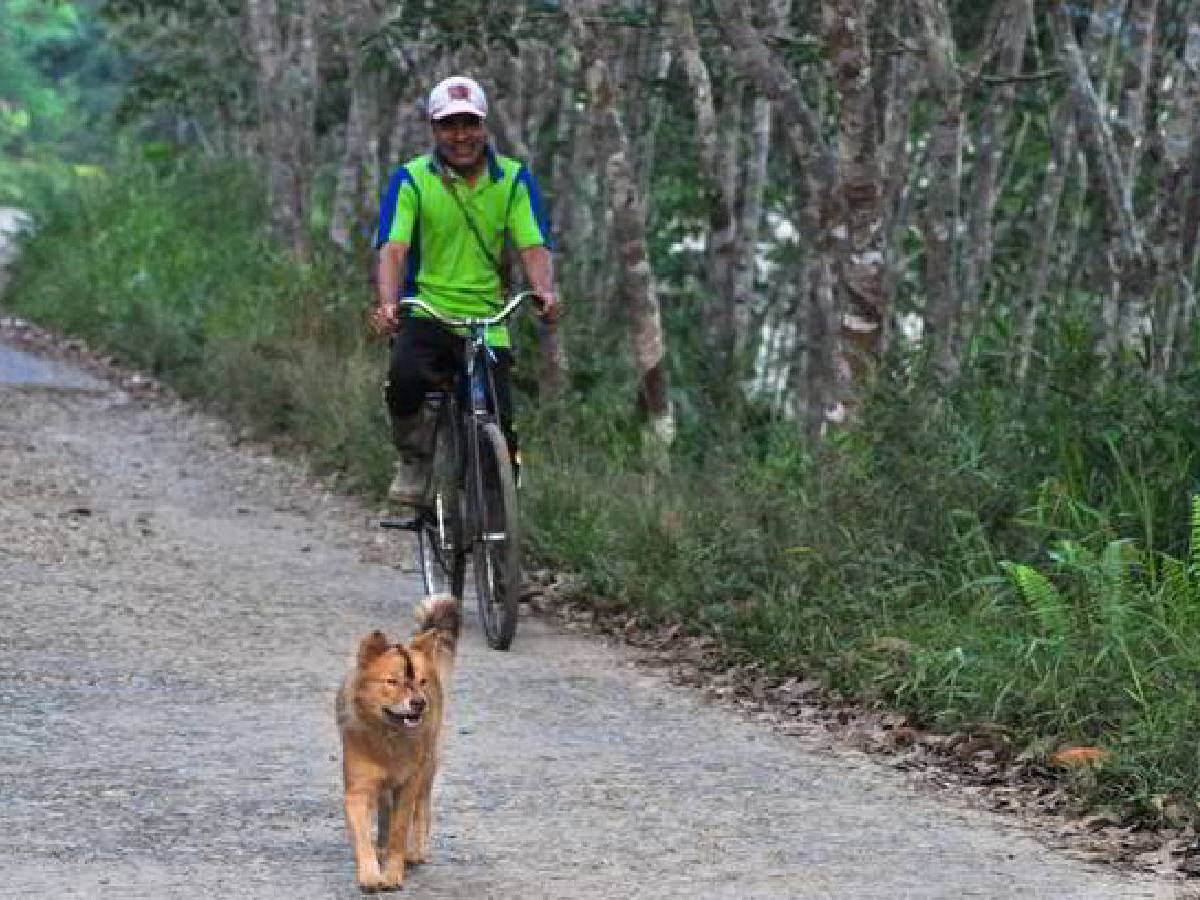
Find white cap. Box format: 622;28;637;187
427;76;487;120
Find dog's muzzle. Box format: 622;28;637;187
383;698;426;728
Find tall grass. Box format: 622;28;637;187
524;364;1200;816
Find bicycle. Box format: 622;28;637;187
380;291;535;651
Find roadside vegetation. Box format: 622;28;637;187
11;156;1200;823
6;0;1200;825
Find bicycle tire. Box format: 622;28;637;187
468;420;521;650
419;395;465;599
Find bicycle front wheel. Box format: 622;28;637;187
468;420;521;650
420;395;466;599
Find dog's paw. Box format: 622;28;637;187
404;850;428;866
356;870;387;893
377;868;406;891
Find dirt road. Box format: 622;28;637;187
0;342;1181;898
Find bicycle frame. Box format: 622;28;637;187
384;293;533;648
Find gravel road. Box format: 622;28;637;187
0;344;1183;899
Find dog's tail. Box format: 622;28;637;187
414;593;460;684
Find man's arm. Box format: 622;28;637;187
371;240;409;333
519;245;560;323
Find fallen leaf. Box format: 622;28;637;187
1048;746;1111;768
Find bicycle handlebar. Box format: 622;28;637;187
398;291;539;329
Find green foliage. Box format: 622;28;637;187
0;1;124;200
0;1;120;146
5;156;394;497
519;338;1200;817
1001;561;1068;638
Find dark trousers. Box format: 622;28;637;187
385;316;516;454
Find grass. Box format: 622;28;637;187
7;157;395;497
522;372;1200;818
9;156;1200;821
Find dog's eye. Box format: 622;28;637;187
419;678;428;686
386;678;401;687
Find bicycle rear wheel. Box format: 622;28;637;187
468;420;521;650
418;395;465;599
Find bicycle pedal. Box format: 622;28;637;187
379;516;421;531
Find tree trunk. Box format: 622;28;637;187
824;0;888;399
1015;97;1077;384
565;0;675;456
714;0;860;434
246;0;319;260
329;0;374;251
960;0;1033;328
670;0;740;364
879;51;921;352
1055;4;1148;366
913;0;964;381
1152;13;1200;375
731;97;772;361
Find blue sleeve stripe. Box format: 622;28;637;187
405;221;420;297
517;166;555;251
374;167;415;249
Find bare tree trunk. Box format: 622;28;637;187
731;97;772;360
566;0;675;456
330;0;377;251
879;51;921;353
550;50;582;255
1055;4;1149;366
1015;97;1077;384
1152;14;1200;375
960;0;1033;328
799;254;839;441
491;36;533;161
670;0;741;363
913;0;964;381
714;0;860;434
331;82;367;250
824;0;888;401
247;0;319;260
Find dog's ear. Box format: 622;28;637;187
410;628;453;660
356;630;391;668
408;630;435;657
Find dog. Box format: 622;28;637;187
336;595;460;892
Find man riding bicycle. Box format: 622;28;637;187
371;75;561;506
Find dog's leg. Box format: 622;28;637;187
408;766;434;864
376;790;392;859
345;787;385;891
380;778;420;889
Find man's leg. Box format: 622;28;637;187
491;350;520;481
384;320;446;504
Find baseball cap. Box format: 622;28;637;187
427;76;487;120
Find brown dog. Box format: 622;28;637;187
336;595;459;892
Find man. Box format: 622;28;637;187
371;75;561;505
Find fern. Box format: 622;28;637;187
1189;494;1200;580
1096;539;1133;639
1001;561;1070;639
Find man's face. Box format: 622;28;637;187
432;113;487;172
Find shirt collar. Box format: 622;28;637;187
428;145;504;182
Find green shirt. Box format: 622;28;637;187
375;147;552;347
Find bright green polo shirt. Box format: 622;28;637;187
375;148;552;347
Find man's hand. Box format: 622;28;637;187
533;289;562;324
369;299;399;334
